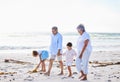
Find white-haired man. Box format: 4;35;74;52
45;26;64;76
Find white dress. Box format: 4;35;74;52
76;32;92;74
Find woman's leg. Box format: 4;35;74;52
76;57;82;72
81;50;91;80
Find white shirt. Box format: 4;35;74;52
37;50;42;55
77;32;92;56
63;49;77;63
50;32;63;55
37;50;49;60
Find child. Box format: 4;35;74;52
32;50;49;72
63;42;77;77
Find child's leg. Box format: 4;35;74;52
41;62;43;71
42;60;46;72
68;66;72;77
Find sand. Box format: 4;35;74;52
0;51;120;82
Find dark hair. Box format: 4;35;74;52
52;26;58;31
66;42;72;47
32;51;38;57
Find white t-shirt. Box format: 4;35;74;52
37;50;49;60
37;50;42;55
77;32;92;56
63;49;77;66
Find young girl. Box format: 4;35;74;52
63;42;77;77
32;50;49;72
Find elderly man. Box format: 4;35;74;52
76;24;92;80
44;26;64;76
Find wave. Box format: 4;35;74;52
0;46;48;50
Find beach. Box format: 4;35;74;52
0;50;120;82
0;32;120;82
0;0;120;81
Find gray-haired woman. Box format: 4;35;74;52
76;24;92;80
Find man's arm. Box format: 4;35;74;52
57;35;62;56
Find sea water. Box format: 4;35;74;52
0;32;120;53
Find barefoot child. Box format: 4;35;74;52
63;42;77;77
32;50;49;72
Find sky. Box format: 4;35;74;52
0;0;120;33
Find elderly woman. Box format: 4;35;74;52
76;24;92;80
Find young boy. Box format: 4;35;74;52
32;50;49;72
63;42;77;77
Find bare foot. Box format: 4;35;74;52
39;70;43;72
42;70;46;72
57;72;64;76
80;75;87;81
68;74;72;77
78;74;84;79
44;72;50;76
39;70;46;73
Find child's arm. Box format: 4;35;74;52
33;53;42;72
62;51;66;56
33;60;42;72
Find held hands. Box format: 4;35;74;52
57;51;61;56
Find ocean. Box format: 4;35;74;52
0;32;120;53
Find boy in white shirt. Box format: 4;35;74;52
63;42;77;77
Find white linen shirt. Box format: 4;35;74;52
50;32;63;55
77;32;92;56
63;49;77;63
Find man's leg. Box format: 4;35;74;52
79;70;85;79
44;59;54;76
58;60;64;75
57;55;64;75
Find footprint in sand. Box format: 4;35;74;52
61;76;74;79
24;75;34;81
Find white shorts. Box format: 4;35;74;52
50;55;62;61
66;62;72;66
